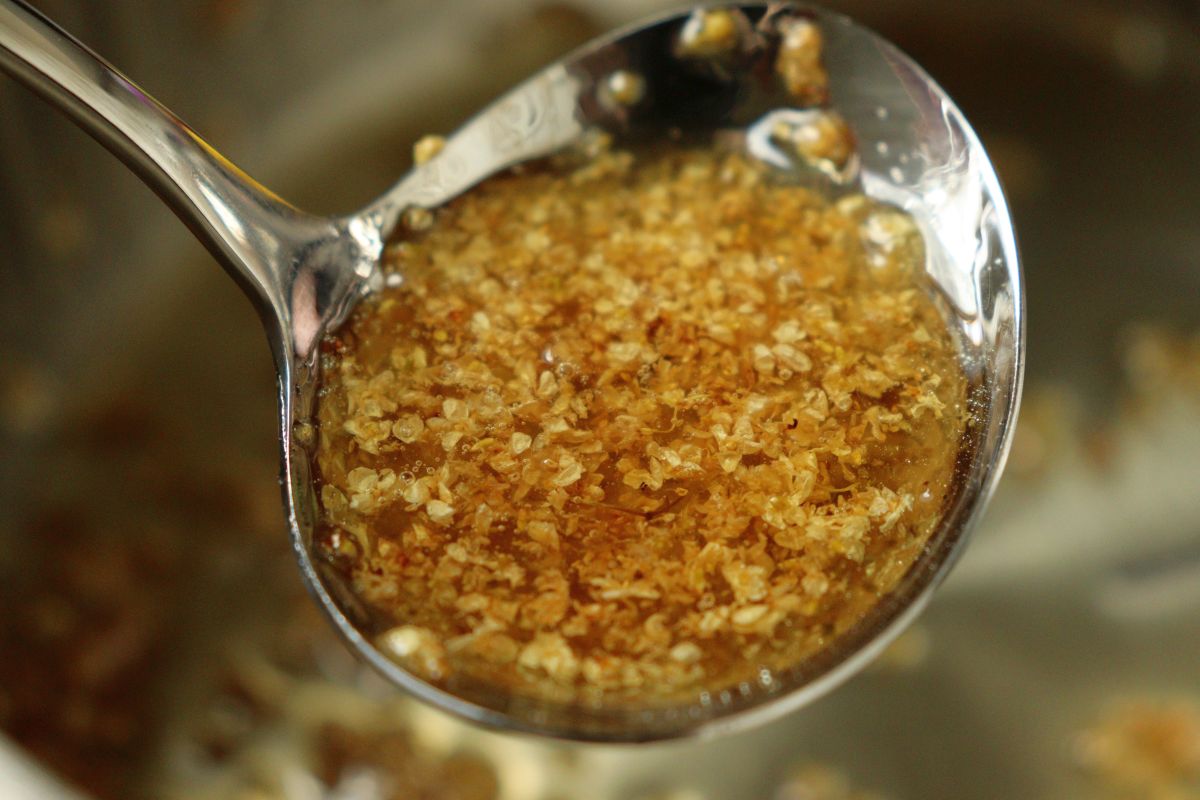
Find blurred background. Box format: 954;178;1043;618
1;1;1198;798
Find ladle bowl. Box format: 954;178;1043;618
0;0;1023;741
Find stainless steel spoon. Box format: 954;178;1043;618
0;0;1023;741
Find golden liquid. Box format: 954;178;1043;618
314;146;968;707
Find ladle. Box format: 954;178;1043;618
0;1;1023;741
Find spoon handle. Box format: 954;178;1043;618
0;0;313;338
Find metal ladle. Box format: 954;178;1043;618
0;1;1023;741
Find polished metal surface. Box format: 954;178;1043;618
0;0;377;368
0;0;1022;741
0;745;86;800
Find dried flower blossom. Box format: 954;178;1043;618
775;17;830;105
412;134;446;166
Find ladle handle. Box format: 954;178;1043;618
0;0;311;341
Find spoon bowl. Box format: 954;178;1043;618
0;1;1022;741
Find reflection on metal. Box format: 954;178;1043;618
0;739;87;800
